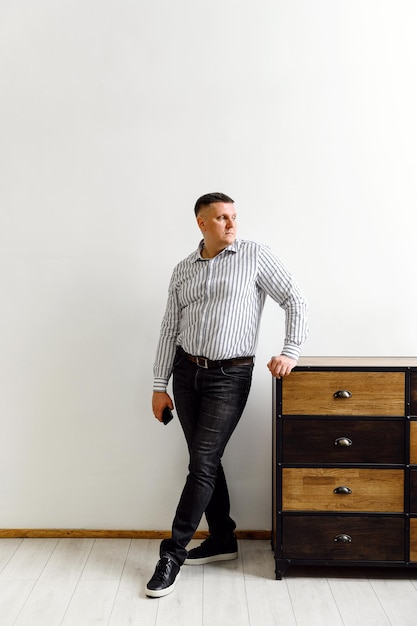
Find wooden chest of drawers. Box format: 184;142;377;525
272;357;417;578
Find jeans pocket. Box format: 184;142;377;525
173;354;185;368
220;363;254;381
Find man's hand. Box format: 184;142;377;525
152;391;174;422
267;355;297;379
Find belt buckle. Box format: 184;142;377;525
196;356;209;368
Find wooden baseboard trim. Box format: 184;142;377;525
0;529;271;540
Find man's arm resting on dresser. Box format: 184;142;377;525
267;355;297;379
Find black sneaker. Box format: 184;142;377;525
146;557;181;598
184;535;238;565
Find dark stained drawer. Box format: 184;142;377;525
282;418;404;464
410;421;417;464
282;515;404;561
410;518;417;561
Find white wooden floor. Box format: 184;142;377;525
1;538;417;625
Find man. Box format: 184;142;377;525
146;192;308;598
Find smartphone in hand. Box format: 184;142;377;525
162;407;174;425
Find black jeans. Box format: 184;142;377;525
160;351;254;565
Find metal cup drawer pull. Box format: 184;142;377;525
334;389;352;399
334;486;352;495
335;437;353;447
334;534;352;544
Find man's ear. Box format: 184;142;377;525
197;215;206;231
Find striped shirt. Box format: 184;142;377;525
153;239;308;392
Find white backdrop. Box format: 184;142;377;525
1;0;416;530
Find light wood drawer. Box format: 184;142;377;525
282;371;405;416
411;373;417;416
410;421;417;464
282;515;404;561
410;470;417;513
282;468;404;512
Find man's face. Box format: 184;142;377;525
197;202;237;251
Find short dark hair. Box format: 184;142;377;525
194;192;234;216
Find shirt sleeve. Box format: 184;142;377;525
153;269;181;392
257;245;308;360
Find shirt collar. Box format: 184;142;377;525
192;239;240;262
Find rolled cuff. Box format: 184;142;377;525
281;343;302;361
153;377;169;393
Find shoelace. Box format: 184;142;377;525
153;558;172;581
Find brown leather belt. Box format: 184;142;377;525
179;348;254;369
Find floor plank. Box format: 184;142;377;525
0;539;23;573
0;581;36;625
156;580;203;626
13;538;94;626
80;538;130;580
240;539;276;580
0;538;58;581
328;579;390;626
203;568;250;626
285;576;344;626
245;579;297;626
61;579;120;626
370;579;417;626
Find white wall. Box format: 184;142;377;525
1;0;416;530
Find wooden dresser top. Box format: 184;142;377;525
298;356;417;367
